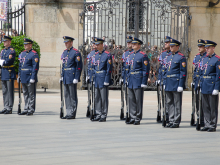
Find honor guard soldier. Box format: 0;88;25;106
157;36;172;122
164;39;187;128
191;39;207;126
126;37;150;125
0;36;16;114
18;38;39;116
121;36;133;83
92;38;112;122
60;36;82;119
200;40;220;132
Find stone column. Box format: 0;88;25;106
25;0;84;89
187;0;220;86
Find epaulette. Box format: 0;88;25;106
140;51;146;55
129;51;133;55
73;48;78;51
95;52;99;54
32;50;37;53
162;50;166;53
178;52;184;56
22;50;26;52
215;55;220;59
105;51;110;54
196;53;200;56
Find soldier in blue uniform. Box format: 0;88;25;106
164;39;187;128
92;38;112;122
157;36;172;122
60;36;82;119
18;38;39;116
200;40;220;132
0;36;16;114
126;37;150;125
191;39;207;126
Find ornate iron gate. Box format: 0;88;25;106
80;0;190;89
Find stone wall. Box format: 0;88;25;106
187;0;220;85
25;0;84;89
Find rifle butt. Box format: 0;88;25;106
60;107;64;118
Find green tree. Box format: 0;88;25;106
0;35;41;73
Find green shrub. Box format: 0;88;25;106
0;35;41;73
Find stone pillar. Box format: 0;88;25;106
25;0;84;89
187;0;220;86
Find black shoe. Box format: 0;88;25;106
66;116;75;119
207;128;216;132
127;120;135;124
134;121;140;125
201;123;205;127
99;118;106;122
192;123;197;126
92;117;100;121
0;110;7;114
19;111;28;115
4;110;12;114
165;123;173;128
26;112;33;116
200;127;209;131
61;116;68;119
170;124;179;128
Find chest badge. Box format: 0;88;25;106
182;62;186;67
35;58;39;63
144;60;148;66
77;56;80;61
108;59;112;64
218;65;220;69
9;55;12;59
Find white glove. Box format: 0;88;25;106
59;77;63;83
163;85;165;89
0;60;5;66
191;83;195;88
141;84;147;88
212;89;219;95
30;79;35;83
17;77;20;83
120;78;123;83
73;79;78;84
104;82;109;86
86;76;90;82
177;86;183;92
156;80;160;85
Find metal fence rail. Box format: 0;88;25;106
80;0;190;89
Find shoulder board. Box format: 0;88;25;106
140;51;145;55
32;50;37;53
130;51;133;54
178;52;184;56
73;48;78;51
196;53;200;56
162;50;166;53
10;48;14;51
65;49;67;51
22;50;26;52
105;51;110;54
215;55;220;59
95;52;99;54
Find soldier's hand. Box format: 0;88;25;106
59;77;63;83
212;89;219;95
73;79;78;84
30;79;35;83
17;77;20;83
86;76;90;83
177;86;183;92
0;60;5;66
104;82;109;86
191;82;195;88
141;84;147;88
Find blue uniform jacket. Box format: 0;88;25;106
93;50;112;88
87;50;96;82
1;46;16;81
122;49;133;82
192;52;206;90
126;50;150;89
158;50;171;84
61;47;82;85
200;53;220;94
165;51;187;91
18;49;39;84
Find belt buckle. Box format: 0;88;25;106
167;75;170;77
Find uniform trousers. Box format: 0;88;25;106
128;87;144;122
95;86;108;119
195;90;204;124
64;83;78;117
22;83;36;113
166;91;182;125
202;94;218;129
2;80;14;111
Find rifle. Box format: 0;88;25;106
120;80;125;120
156;82;161;122
60;64;64;118
17;76;21;114
196;83;201;131
90;76;95;121
191;67;195;126
86;78;91;117
125;79;130;123
161;81;166;127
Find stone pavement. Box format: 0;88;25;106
0;89;220;165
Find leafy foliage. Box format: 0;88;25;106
0;35;41;73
